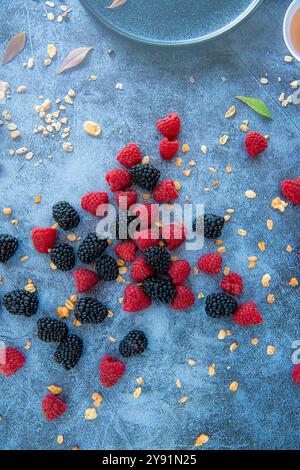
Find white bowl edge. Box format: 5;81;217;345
283;0;300;61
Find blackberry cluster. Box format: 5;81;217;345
145;246;171;273
74;297;108;324
54;334;83;370
113;214;139;240
205;293;237;318
142;277;176;303
119;330;148;358
2;290;38;317
50;243;75;271
0;234;19;263
37;317;68;342
96;255;119;281
193;213;225;239
52;201;80;231
129;164;160;191
78;233;108;263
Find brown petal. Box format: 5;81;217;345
2;32;26;65
57;47;93;74
107;0;127;9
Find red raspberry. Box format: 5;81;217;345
133;203;159;228
134;228;160;252
159;138;179;160
42;393;68;420
221;273;243;296
116;143;142;168
168;259;191;285
245;131;268;157
81;192;109;216
197;253;222;275
156;112;181;139
115;240;136;262
153;180;179;203
0;347;25;377
291;364;300;386
233;301;263;326
162;223;186;250
171;285;195;310
73;269;99;293
105;169;132;192
31;227;57;254
115;190;137;210
130;257;154;282
281;177;300;205
123;285;152;312
99;355;126;387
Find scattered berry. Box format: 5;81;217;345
123;285;152;312
205;293;237;318
52;201;80;231
37;317;68;342
0;234;18;263
105;169;132;192
159;138;179;160
42;393;68;420
54;334;83;370
145;246;171;273
129;164;160;191
291;364;300;386
133;203;159;228
245;131;268;157
153;180;179;203
115;190;137;210
171;285;195;310
3;290;38;317
99;355;126;387
281;177;300;205
119;330;148;358
130;257;154;282
114;214;139;240
193;214;225;239
73;269;99;293
142;277;176;303
0;347;25;377
95;254;119;281
116;143;142;168
162;223;186;250
74;297;108;324
233;302;263;326
168;259;191;285
115;240;136;262
50;243;75;271
156;112;181;139
31;227;57;254
221;273;243;296
134;228;160;252
77;233;108;264
197;253;222;275
81;192;109;216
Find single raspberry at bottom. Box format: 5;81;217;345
197;253;222;275
171;285;195;310
221;273;243;296
99;355;126;387
0;347;25;377
281;177;300;205
291;364;300;386
233;301;263;326
42;393;68;420
245;131;268;157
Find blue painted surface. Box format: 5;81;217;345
0;0;299;450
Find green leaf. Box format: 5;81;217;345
235;96;272;119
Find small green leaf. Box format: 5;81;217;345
235;96;272;119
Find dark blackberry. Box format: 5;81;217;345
205;293;237;318
74;297;108;324
112;214;139;240
78;234;108;263
119;330;148;358
142;277;175;303
193;214;225;239
52;201;80;231
50;243;75;271
144;246;171;273
37;317;68;342
54;334;83;370
0;234;19;263
95;255;119;281
129;164;160;191
2;290;38;317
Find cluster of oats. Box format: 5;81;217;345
1;108;34;161
45;2;71;23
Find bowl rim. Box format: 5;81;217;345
283;0;300;61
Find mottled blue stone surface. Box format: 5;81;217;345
0;0;299;450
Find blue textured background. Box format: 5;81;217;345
0;0;299;450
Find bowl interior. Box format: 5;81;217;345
283;0;300;61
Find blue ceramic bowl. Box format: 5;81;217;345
80;0;263;46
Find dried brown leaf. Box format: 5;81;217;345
57;47;93;74
2;32;26;65
107;0;127;9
